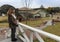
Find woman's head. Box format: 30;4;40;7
7;8;15;15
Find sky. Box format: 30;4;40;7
0;0;60;8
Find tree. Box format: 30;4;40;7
23;0;32;24
0;4;15;14
47;7;60;14
40;5;44;9
24;0;32;8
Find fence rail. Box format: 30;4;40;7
17;22;60;42
12;14;60;42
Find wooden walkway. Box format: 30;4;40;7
0;38;21;42
0;28;21;42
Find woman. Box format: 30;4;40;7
7;8;18;41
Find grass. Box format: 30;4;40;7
0;16;8;28
0;16;8;22
0;23;9;28
0;16;60;42
0;16;49;27
21;17;51;27
42;22;60;42
44;22;60;36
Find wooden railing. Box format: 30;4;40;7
11;14;60;42
17;22;60;42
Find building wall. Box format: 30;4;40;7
39;10;47;17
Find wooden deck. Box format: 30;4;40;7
0;38;21;42
0;28;21;42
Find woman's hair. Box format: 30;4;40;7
7;8;15;15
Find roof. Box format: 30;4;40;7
30;10;40;14
18;7;47;14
